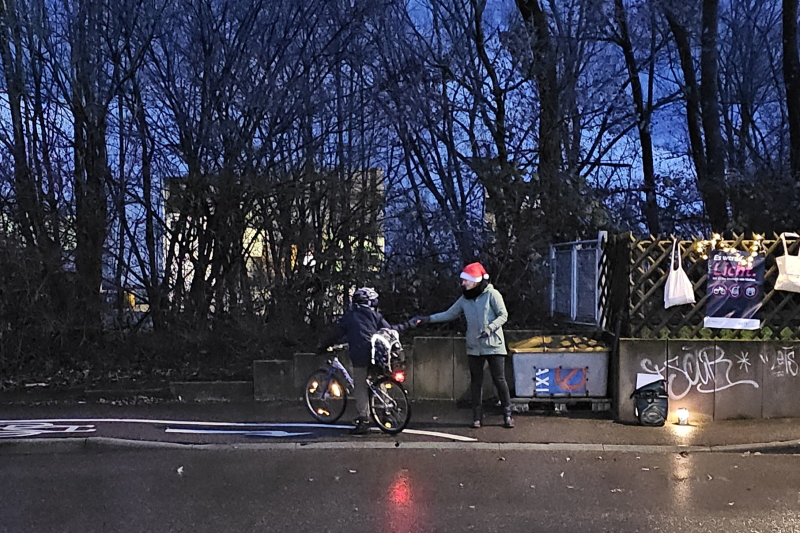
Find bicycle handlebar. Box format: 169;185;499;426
323;343;348;352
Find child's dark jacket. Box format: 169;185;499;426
319;305;408;367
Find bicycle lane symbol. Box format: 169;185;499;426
0;422;96;439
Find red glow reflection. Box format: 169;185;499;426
386;469;423;531
389;473;411;505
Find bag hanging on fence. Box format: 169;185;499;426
775;232;800;293
664;239;696;308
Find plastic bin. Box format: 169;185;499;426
509;335;609;398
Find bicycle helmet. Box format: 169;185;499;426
352;287;379;307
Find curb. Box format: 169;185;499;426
3;437;800;455
708;439;800;453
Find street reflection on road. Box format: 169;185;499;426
670;451;694;509
386;469;421;532
667;421;696;445
389;471;411;506
667;422;696;509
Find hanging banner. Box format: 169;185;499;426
704;250;765;329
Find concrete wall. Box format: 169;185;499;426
255;333;532;402
617;339;800;423
409;336;508;401
412;337;456;399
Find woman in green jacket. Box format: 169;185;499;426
418;262;514;429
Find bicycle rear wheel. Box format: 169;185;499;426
304;369;347;423
369;377;411;434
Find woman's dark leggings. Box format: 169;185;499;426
468;355;511;415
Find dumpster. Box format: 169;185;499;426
508;335;609;398
630;379;668;426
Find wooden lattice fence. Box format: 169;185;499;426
603;233;800;339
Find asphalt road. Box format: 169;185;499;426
2;447;799;532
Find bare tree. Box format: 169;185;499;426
699;0;728;230
515;0;565;237
663;2;728;231
783;0;800;180
610;0;660;234
0;0;43;248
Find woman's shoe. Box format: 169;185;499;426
471;419;481;429
503;408;515;428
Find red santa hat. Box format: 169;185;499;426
460;262;489;283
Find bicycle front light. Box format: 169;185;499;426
393;370;406;383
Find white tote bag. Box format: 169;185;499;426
775;232;800;293
664;239;696;308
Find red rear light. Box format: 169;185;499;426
393;371;406;383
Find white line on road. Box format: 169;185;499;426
166;428;313;437
0;419;477;442
402;429;477;442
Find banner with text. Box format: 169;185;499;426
704;250;765;329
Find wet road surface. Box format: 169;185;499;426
2;446;799;532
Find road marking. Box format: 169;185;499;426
402;429;476;442
166;428;313;438
0;418;351;428
0;419;476;442
0;422;96;439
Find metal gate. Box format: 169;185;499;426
550;232;607;326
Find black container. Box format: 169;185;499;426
630;379;668;426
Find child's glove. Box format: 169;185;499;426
412;316;430;325
403;319;418;330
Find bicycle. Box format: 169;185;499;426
303;329;411;434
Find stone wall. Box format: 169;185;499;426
256;332;537;402
617;339;800;423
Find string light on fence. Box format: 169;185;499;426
695;233;723;260
693;233;764;266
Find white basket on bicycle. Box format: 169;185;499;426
370;328;403;373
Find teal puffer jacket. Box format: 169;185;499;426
428;284;508;355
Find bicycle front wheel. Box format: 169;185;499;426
304;369;347;423
369;377;411;434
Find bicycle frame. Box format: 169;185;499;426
325;356;399;402
304;350;411;432
328;356;355;392
368;379;394;407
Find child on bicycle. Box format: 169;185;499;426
316;287;417;435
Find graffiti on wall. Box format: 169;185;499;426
640;345;761;399
622;340;800;420
760;347;799;378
